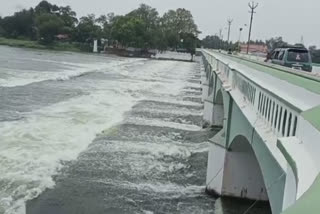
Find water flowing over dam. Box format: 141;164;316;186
0;46;270;214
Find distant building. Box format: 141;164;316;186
240;44;268;54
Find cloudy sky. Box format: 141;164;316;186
1;0;319;47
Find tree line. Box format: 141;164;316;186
0;1;200;52
201;35;320;63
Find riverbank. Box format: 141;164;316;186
0;37;83;52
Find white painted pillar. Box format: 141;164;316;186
93;40;98;53
203;99;214;124
206;142;226;195
212;103;224;127
222;150;269;201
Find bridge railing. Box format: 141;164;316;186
202;50;300;138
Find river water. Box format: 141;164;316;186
0;46;270;214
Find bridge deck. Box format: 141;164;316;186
214;51;320;95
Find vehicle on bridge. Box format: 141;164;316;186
268;47;313;72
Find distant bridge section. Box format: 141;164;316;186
201;50;320;214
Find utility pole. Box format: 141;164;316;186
227;19;233;44
219;28;223;39
238;28;243;52
247;1;258;54
219;28;223;49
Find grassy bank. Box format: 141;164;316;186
0;37;84;52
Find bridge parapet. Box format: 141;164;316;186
203;50;302;139
202;49;320;214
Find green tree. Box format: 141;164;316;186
0;17;4;36
36;13;64;43
96;13;119;46
127;4;161;49
0;9;36;39
309;46;320;63
202;35;224;49
35;0;59;14
34;1;78;41
180;32;198;58
58;6;78;27
111;15;147;48
162;8;199;50
75;14;102;43
0;1;201;53
96;15;107;26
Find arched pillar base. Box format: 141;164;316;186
206;134;269;203
206;130;227;195
203;99;214;125
222;145;269;201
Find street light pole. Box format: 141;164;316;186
247;1;258;54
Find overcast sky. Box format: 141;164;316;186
1;0;319;47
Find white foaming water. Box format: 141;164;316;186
145;98;203;107
125;117;201;131
0;89;135;214
0;49;198;214
0;59;143;87
134;107;202;116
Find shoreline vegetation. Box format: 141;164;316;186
0;1;200;56
0;37;82;52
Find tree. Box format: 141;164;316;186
265;37;288;51
128;4;159;29
75;14;102;43
0;9;36;39
0;17;4;36
34;1;78;41
111;15;147;48
58;6;78;28
96;15;107;26
0;1;201;52
202;34;234;50
202;35;224;49
127;4;161;49
309;45;317;53
180;32;198;59
97;13;119;46
175;8;200;36
309;45;320;63
36;13;64;43
161;8;200;50
0;17;6;37
162;9;199;36
35;0;59;14
109;4;165;49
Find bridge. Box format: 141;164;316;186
201;50;320;214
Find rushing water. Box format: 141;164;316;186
0;46;271;214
